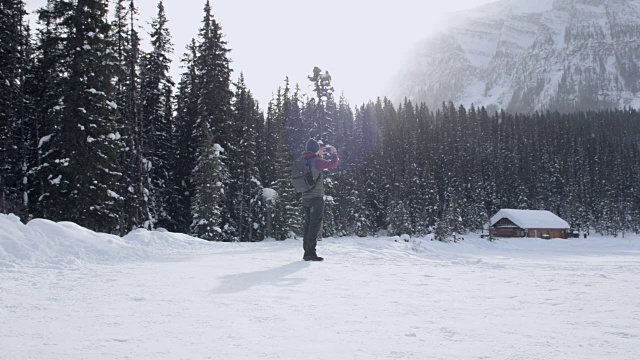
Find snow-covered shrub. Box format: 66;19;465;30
411;238;422;253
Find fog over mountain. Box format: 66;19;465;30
391;0;640;113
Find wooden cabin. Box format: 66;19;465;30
490;209;570;239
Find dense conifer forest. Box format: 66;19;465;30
2;0;640;241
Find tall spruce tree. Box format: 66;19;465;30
168;39;199;233
190;126;225;241
140;0;174;229
331;95;356;236
111;0;150;233
0;0;29;217
195;0;232;144
272;81;300;240
284;80;305;156
191;0;232;240
229;74;265;242
37;0;122;232
29;0;68;220
307;66;336;143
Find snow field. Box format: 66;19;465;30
1;215;640;359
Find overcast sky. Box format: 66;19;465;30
24;0;496;108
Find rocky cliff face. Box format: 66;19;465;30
392;0;640;113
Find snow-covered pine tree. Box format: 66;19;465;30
195;0;232;145
285;83;305;157
29;0;68;220
271;82;300;240
421;170;439;234
0;0;30;217
139;0;174;229
334;94;355;169
321;177;338;238
371;99;394;230
271;145;299;240
331;96;356;236
387;102;412;236
158;81;174;226
409;104;436;234
194;0;233;240
461;105;490;231
111;0;150;233
229;74;265;242
168;39;199;233
262;92;280;187
190;126;225;241
388;195;411;236
341;172;372;237
251;100;267;241
37;0;123;233
302;96;317;142
406;162;429;235
353;102;384;233
307;66;336;144
17;25;37;220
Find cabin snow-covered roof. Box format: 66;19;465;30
491;209;570;230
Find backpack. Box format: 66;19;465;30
290;159;322;193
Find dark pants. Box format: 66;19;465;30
302;197;324;256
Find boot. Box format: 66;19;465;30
303;253;324;261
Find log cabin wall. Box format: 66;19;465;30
527;229;568;239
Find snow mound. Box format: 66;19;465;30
124;228;209;252
0;214;134;268
0;214;208;269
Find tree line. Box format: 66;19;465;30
2;0;639;241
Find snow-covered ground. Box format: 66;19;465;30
1;214;639;359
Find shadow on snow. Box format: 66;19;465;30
211;261;311;294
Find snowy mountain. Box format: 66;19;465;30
391;0;640;113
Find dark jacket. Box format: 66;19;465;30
300;151;339;199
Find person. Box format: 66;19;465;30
299;139;339;261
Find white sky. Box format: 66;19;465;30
25;0;496;108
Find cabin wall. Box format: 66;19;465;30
526;229;568;239
491;228;524;238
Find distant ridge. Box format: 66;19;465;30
391;0;640;113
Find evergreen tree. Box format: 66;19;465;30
37;0;122;232
195;0;232;144
139;0;174;228
111;0;150;232
193;0;233;240
306;66;336;144
190;127;225;241
0;0;31;218
229;74;265;242
271;82;300;240
285;83;305;157
29;0;68;219
332;96;357;236
168;39;199;233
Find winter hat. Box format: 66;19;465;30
306;139;320;153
